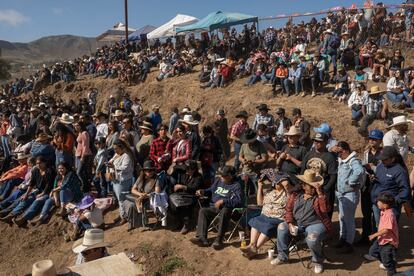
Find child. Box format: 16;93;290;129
364;193;399;275
93;137;108;198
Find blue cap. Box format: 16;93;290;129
313;123;332;134
368;129;384;140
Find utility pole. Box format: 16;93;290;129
124;0;129;44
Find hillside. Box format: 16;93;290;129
0;35;99;66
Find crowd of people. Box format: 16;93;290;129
1;3;414;276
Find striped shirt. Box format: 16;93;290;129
363;95;384;115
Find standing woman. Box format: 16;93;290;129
107;139;134;224
74;121;93;193
53;122;75;168
106;120;120;157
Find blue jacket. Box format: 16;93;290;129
337;152;365;194
371;163;411;205
204;178;243;208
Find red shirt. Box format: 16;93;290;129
0;121;9;136
378;208;399;248
230;120;249;139
149;136;170;171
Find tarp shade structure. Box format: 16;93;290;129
176;11;258;34
97;22;136;42
128;25;157;41
147;14;198;39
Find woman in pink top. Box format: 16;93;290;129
74;121;93;193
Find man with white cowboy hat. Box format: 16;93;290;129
31;259;57;276
358;85;389;137
321;27;339;76
73;228;111;265
383;115;413;161
59;113;74;125
111;109;124;121
277;126;307;177
136;121;154;165
283;59;302;96
272;169;332;274
179;114;201;160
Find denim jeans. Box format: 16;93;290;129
76;155;93;193
336;191;360;244
112;178;133;218
246;75;260;85
233;142;242;171
93;174;108;198
77;219;92;231
283;78;301;95
0;188;26;208
351;109;363;121
22;194;49;221
1;136;10;158
55;149;74;168
369;240;397;276
40;197;56;217
0;179;23;199
10;191;38;216
386;91;409;103
277;222;327;263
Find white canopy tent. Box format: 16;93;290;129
146;14;198;39
97;22;136;42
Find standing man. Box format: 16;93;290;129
292;108;312;149
149;104;162;134
229;111;249;172
213;109;230;165
252;104;275;133
274;107;292;151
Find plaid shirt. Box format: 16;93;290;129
252;113;275;130
230;120;249;138
364;95;384;115
265;31;275;44
149;136;170;170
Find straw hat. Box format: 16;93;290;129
30;107;39;112
112;110;124;117
59;113;74;124
284;126;302;136
32;259;56;276
36;133;52;142
387;115;414;128
179;114;199;125
324;29;333;34
139;121;154;132
16;153;31;160
296;170;323;188
369;86;385;95
72;228;111;254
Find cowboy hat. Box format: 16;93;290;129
240;129;257;144
284;126;302;136
76;195;95;210
29;107;39;112
0;100;6;104
387;115;414;128
142;160;156;170
16;153;31;160
296;170;323;188
72;228;111;254
59;113;74;124
235;111;249;119
256;103;270;111
179;114;199;125
369;86;386;95
152;104;160;110
112;110;124;117
341;31;350;36
139;121;154;132
32;259;56;276
36;133;52;142
324;29;333;34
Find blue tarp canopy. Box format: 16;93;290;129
128;25;157;41
176;11;258;34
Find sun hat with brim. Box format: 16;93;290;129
235;111;249;119
72;228;111;254
59;113;74;124
36;133;52;142
369;86;386;95
296;170;323;189
16;153;31;160
76;195;95;210
256;103;270;111
284;126;302;136
324;29;333;34
179;114;199;125
139;122;154;132
341;32;350;36
32;259;56;276
377;146;400;160
387;115;414;128
240;129;258;144
112;110;124;117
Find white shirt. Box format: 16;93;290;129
348;91;368;108
111;152;134;182
383;129;410;160
96;123;108;139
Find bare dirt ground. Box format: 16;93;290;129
1;69;414;275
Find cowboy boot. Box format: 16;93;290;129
13;217;27;227
29;216;43;227
0;213;14;223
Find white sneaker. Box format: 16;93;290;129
161;216;167;227
270;257;287;265
379;263;386;270
314;263;324;274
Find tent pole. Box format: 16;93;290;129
257;21;259;32
124;0;129;44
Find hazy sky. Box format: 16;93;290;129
0;0;402;42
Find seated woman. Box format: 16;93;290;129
30;162;83;226
372;49;387;82
271;170;332;274
332;66;350;103
386;69;410;105
169;160;203;235
123;160;165;231
241;171;292;259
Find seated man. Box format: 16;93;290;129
271;170;332;274
191;165;242;250
0;153;30;201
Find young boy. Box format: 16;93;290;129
364;193;399;275
93;137;108;198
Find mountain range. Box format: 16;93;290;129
0;35;100;66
